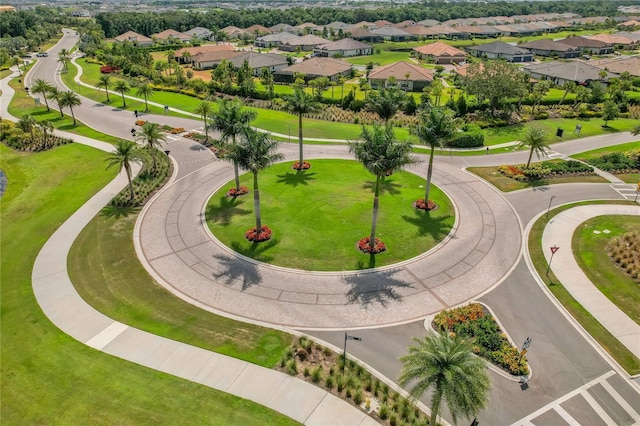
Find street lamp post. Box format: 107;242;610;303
288;124;291;144
342;332;362;373
546;194;556;219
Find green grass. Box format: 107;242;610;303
346;49;411;66
617;173;640;184
69;211;293;366
206;159;455;271
528;200;640;375
573;216;640;325
572;141;640;162
0;144;298;424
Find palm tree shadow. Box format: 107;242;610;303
363;178;402;195
212;253;262;291
100;204;141;219
230;238;279;263
342;268;412;307
205;196;251;226
276;171;317;187
402;210;452;240
189;143;207;151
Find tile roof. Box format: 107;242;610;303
175;44;235;57
114;31;152;43
152;29;191;41
519;39;578;52
524;60;619;82
244;24;271;35
467;41;532;55
315;38;372;51
413;41;467;57
256;32;298;43
590;55;640;76
558;36;611;48
184;27;212;37
368;61;434;82
277;57;352;77
270;23;295;33
416;19;440;27
371;26;412;37
588;33;639;46
283;34;330;46
228;51;288;68
192;50;241;63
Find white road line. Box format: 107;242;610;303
553;405;580;426
166;135;178;141
581;390;616;426
600;380;640;422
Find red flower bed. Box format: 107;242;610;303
227;186;249;197
357;237;387;254
100;65;120;74
414;199;436;211
245;225;272;242
292;161;311;170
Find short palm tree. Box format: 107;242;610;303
17;114;38;141
58;90;81;125
366;86;406;124
135;82;153;112
349;124;415;252
227;129;284;240
40;120;54;146
58;48;71;72
12;56;22;76
193;100;213;142
519;127;549;168
211;99;257;191
31;79;54;111
47;87;64;117
284;87;318;169
105;140;141;202
399;333;491;426
96;75;112;102
135;122;166;173
113;80;130;108
411;107;457;204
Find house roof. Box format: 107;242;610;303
368;61;434;82
114;31;152;43
294;22;321;32
152;29;191;41
325;21;349;30
590;55;640;77
270;23;294;33
588;33;639;46
184;27;212;37
403;26;439;36
175;44;235;57
371;26;411;37
619;19;640;27
456;25;500;35
276;57;352;77
283;34;330;47
244;24;271;35
524;60;619;83
453;62;484;77
614;31;640;41
221;26;245;36
427;25;465;35
413;41;467;57
392;20;416;28
416;19;440;27
228;52;288;69
348;21;377;30
346;27;381;39
256;32;298;43
467;41;532;56
192;50;241;64
519;39;578;52
559;36;611;49
315;38;372;51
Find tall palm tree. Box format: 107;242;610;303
349;124;415;251
136;121;166;173
411;107;458;203
31;79;54;111
366;86;406;124
519;127;549;168
399;333;491;426
284;87;318;169
58;90;81;125
135;82;153;112
113;80;130;108
57;48;71;72
12;56;22;76
211;99;257;191
558;80;576;106
96;74;112;102
47;87;64;117
193;100;213;142
227;129;283;239
105;140;141;202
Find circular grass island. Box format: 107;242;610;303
205;159;455;271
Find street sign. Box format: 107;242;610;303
346;336;362;341
574;124;582;135
550;246;559;254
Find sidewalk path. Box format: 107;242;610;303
542;204;640;357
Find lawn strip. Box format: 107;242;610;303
572;141;640;162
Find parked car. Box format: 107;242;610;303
36;52;48;57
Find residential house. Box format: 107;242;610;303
427;25;469;40
494;24;539;37
403;25;440;40
413;41;467;64
347;21;379;31
244;25;271;37
152;29;191;44
614;32;640;42
371;26;414;42
466;41;533;62
590;56;640;77
192;50;241;70
313;38;373;58
114;31;154;47
175;45;235;63
325;21;349;31
456;25;501;38
558;36;614;55
588;34;639;50
619;19;640;28
221;26;245;40
345;27;383;43
270;23;295;33
294;23;321;35
518;39;580;58
280;34;330;52
392;20;416;28
416;19;440;27
523;61;619;85
255;32;298;48
368;61;434;92
274;57;352;83
227;52;289;76
373;20;392;27
184;27;212;41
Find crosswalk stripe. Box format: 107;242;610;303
553;405;580;426
581;391;617;426
600;380;640;422
166;135;178;141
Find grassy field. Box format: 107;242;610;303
528;200;640;375
0;144;297;424
572;141;640;161
573;216;640;325
206;159;455;271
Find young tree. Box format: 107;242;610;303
135;122;166;173
573;85;590;110
135;82;153;112
349;124;415;252
105;140;141;202
365;86;406;123
589;81;606;103
58;90;81;125
601;100;620;127
227;129;284;240
17;114;38;141
57;48;71;72
113;80;130;108
31;78;54;111
558;80;576;106
12;56;22;76
463;61;526;114
530;80;552;115
96;74;112;102
284;87;318;169
430;78;444;106
47;86;63;117
193;100;213;142
399;333;491;426
519;126;549;168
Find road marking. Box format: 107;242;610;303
600;379;640;422
581;390;616;426
610;183;639;200
553;405;580;426
166;135;178;141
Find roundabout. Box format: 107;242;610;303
136;148;522;329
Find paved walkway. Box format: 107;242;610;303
542;204;640;358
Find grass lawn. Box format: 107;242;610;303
572;141;640;162
617;173;640;184
346;49;411;66
528;200;640;375
467;164;607;192
573;216;640;325
0;144;297;424
206;159;455;271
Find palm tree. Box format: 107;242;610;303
31;79;54;111
212;99;257;191
411;107;457;203
399;333;491;426
366;86;406;124
135;82;153;112
558;81;576;106
349;124;415;251
17;114;38;141
40;120;54;146
136;122;166;173
58;48;71;72
105;140;141;202
47;87;64;117
226;129;283;239
12;56;22;76
113;80;130;108
284;87;318;169
430;78;444;106
519;127;549;168
58;90;81;125
193;100;213;142
96;75;112;102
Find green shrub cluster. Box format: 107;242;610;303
110;148;172;207
434;303;529;376
1;119;72;152
498;160;594;182
587;150;640;172
447;124;485;148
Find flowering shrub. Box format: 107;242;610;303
498;165;526;181
169;127;185;134
227;186;249;197
100;65;120;74
414;199;436;211
135;120;146;126
184;132;206;141
357;237;387;254
292;161;311;170
245;225;272;242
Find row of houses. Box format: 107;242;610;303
114;27;214;46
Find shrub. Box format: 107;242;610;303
285;358;297;375
447;125;485;148
588;151;638;172
245;225;273;242
310;367;323;383
325;375;335;389
379;403;389;420
357;236;386;254
353;387;363;405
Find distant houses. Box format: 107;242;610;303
313;38;373;58
518;39;581;58
114;31;154;47
413;42;467;64
274;57;352;83
523;61;619;85
368;61;434;92
467;41;533;62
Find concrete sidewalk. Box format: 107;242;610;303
541;204;640;358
